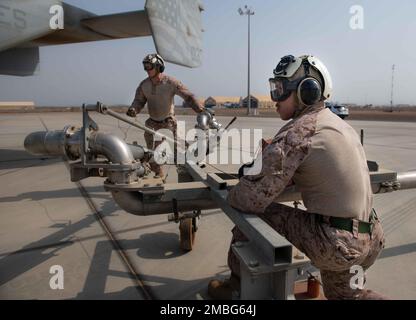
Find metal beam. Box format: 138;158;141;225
210;189;293;266
207;172;227;190
185;162;294;266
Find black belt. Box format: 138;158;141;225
150;116;174;123
315;209;377;235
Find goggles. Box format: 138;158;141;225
269;78;299;102
143;63;155;71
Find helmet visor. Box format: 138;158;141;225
269;78;300;102
143;63;154;71
269;78;290;102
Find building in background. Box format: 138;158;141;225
0;101;35;112
190;95;274;110
241;95;258;109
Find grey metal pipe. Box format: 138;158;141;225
397;171;416;190
127;143;146;160
88;132;134;165
24;126;81;160
24;127;146;163
110;190;218;216
24;130;67;156
99;105;176;145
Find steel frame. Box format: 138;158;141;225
65;103;412;299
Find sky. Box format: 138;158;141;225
0;0;415;106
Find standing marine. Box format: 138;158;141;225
127;53;206;178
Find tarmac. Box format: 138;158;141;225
0;112;415;300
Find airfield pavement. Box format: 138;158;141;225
0;112;415;299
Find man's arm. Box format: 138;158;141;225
127;84;147;117
227;135;310;214
174;80;204;113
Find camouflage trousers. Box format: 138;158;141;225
144;117;177;177
228;202;386;300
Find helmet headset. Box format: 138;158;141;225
269;55;332;106
142;53;165;73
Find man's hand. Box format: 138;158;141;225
261;138;272;151
238;160;254;179
237;139;272;179
126;107;137;118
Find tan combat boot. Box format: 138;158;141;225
208;274;240;300
151;166;165;182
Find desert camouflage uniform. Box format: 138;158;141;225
131;74;204;176
227;103;386;300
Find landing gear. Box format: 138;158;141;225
169;198;201;251
179;217;198;251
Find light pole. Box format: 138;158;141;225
238;5;255;115
390;64;395;112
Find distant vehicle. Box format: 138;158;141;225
224;102;239;108
325;102;349;119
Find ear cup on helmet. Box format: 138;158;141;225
155;53;165;73
143;53;165;73
297;78;322;106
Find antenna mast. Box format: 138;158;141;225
390;64;395;112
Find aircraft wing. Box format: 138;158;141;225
145;0;204;68
81;10;152;39
0;0;204;76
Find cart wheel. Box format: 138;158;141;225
179;218;196;251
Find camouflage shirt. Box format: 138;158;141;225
131;74;204;121
227;103;373;221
